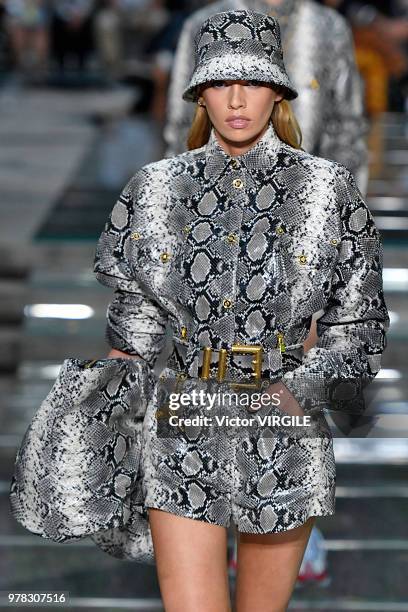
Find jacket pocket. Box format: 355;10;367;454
276;233;340;315
130;233;183;268
277;232;339;278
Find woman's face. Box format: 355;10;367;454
200;79;284;154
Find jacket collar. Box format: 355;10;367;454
204;120;282;185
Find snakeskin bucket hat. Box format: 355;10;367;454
182;9;298;103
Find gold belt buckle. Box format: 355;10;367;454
199;343;263;389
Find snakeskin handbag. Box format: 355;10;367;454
9;357;157;565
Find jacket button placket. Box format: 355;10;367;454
219;160;247;347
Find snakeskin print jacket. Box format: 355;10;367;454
164;0;369;194
94;122;389;416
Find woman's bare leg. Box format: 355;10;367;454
148;507;231;612
234;516;316;612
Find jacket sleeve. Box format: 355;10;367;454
281;165;390;415
163;15;196;157
317;14;369;196
93;169;169;368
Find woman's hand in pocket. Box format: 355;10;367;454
254;380;305;417
107;348;145;360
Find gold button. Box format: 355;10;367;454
230;158;239;168
131;231;141;240
160;252;171;262
310;78;320;90
298;254;307;265
222;298;233;309
232;178;243;189
276;226;285;235
226;233;238;244
183;225;191;234
330;238;338;245
180;326;187;339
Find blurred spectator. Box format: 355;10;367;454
320;1;408;113
146;0;193;122
92;0;123;80
93;0;168;81
0;2;8;71
93;0;207;115
3;0;50;78
51;0;95;74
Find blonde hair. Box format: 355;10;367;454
186;85;302;151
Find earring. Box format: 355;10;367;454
197;99;206;107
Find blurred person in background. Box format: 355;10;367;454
93;0;199;110
93;0;169;82
163;1;370;587
321;0;408;114
50;0;95;76
164;0;369;196
145;0;192;122
3;0;50;80
320;0;408;177
324;0;408;117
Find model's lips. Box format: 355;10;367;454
226;117;251;128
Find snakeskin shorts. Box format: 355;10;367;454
140;366;336;534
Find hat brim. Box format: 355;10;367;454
182;53;298;102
